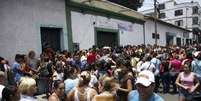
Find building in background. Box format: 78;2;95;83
0;0;190;63
0;0;68;63
141;0;201;43
144;16;191;46
0;0;145;63
69;0;145;50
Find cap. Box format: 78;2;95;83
193;51;200;57
135;70;155;87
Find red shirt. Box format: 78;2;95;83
87;52;96;64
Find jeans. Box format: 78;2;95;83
161;72;170;93
170;73;178;93
154;75;160;93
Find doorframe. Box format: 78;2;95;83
94;27;119;47
40;27;63;51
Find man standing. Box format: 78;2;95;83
128;70;164;101
151;52;161;93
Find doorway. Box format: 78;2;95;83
176;37;181;46
95;28;119;48
40;27;62;52
166;35;174;46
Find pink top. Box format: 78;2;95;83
180;72;195;87
170;59;182;72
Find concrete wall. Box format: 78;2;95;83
71;11;144;49
145;19;189;46
0;0;67;63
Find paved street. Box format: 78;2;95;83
36;93;178;101
159;93;178;101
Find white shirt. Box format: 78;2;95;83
0;85;5;100
139;61;156;73
20;94;37;101
53;71;63;81
89;75;98;88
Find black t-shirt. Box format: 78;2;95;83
0;64;5;72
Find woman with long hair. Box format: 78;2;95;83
48;80;65;101
176;60;200;101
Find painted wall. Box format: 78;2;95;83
71;11;144;49
0;0;67;63
145;19;189;46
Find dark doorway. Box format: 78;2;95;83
96;31;118;48
186;39;192;45
40;27;61;52
166;35;174;46
176;37;181;46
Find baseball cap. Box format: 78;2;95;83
193;51;200;57
135;70;155;87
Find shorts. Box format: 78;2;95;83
179;88;194;100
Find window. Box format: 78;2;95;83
159;13;166;18
192;17;198;25
152;33;160;39
158;4;165;10
175;9;183;16
175;20;183;26
192;28;199;34
192;6;198;14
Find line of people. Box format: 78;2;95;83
0;44;201;101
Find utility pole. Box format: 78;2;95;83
154;0;158;45
185;8;188;45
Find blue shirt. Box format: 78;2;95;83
12;62;24;83
64;78;79;94
128;90;164;101
151;58;161;75
191;59;201;78
151;58;161;70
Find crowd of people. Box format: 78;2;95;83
0;44;201;101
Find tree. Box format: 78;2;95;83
108;0;144;11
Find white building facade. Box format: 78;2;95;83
144;17;190;46
0;0;145;62
71;11;144;50
141;0;201;43
0;0;68;63
0;0;191;63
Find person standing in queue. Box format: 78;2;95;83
128;70;164;101
48;80;65;101
176;60;199;101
